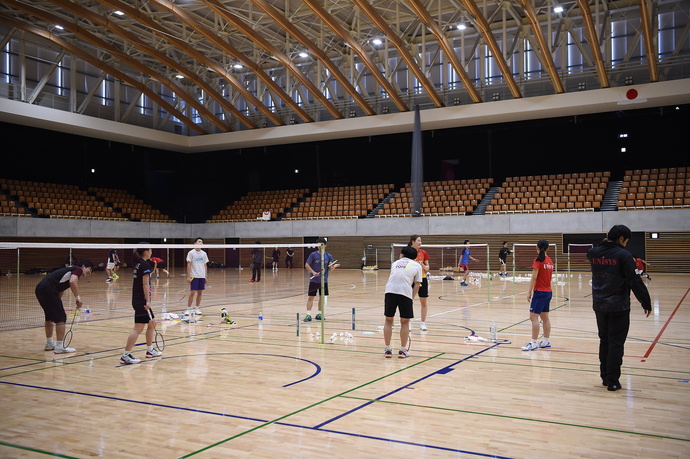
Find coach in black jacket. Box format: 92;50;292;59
587;225;652;392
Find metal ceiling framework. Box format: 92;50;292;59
0;0;688;136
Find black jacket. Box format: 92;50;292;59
587;240;652;313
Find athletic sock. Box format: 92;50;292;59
531;339;537;345
46;338;54;345
147;345;154;352
55;341;63;348
385;345;392;351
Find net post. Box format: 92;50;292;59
297;313;300;336
486;244;491;304
553;243;559;307
511;243;517;284
352;308;356;330
320;242;326;344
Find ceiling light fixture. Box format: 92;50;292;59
553;6;564;13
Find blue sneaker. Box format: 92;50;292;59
303;314;312;322
315;313;323;320
460;281;468;286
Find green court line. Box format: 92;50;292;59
179;352;446;458
339;395;690;443
0;440;80;458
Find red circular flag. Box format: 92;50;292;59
626;89;638;100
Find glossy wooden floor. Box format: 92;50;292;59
0;267;688;458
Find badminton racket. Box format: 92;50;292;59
147;309;166;352
63;308;79;347
310;260;339;279
176;289;186;302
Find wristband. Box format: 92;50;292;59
76;296;81;302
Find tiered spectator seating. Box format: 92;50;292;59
485;172;609;214
286;184;393;219
617;167;690;210
0;179;127;220
0;193;29;217
89;187;174;222
377;179;492;217
210;189;309;222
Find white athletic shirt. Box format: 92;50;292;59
385;257;422;299
186;249;209;279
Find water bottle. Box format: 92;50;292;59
490;321;497;341
258;311;263;321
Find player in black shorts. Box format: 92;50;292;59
35;260;94;354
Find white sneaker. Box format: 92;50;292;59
194;308;202;315
538;340;551;348
54;346;76;354
521;342;538;351
44;343;55;351
146;349;162;358
120;353;141;365
420;322;428;331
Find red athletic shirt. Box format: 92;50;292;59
415;249;430;279
532;256;554;292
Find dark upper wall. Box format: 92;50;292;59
2;104;689;222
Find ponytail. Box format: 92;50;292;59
536;239;549;262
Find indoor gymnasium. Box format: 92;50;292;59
0;1;689;457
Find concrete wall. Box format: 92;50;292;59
2;209;689;240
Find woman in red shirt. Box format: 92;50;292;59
522;239;554;351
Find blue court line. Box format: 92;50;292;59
0;379;268;423
312;344;500;430
111;353;321;387
1;348;510;459
276;422;513;458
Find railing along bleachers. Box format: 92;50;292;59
285;184;394;220
485;171;610;214
377;179;493;217
210;189;309;222
0;179;127;220
617;167;690;210
88;187;175;222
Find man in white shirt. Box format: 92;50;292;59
383;245;422;358
186;237;209;315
